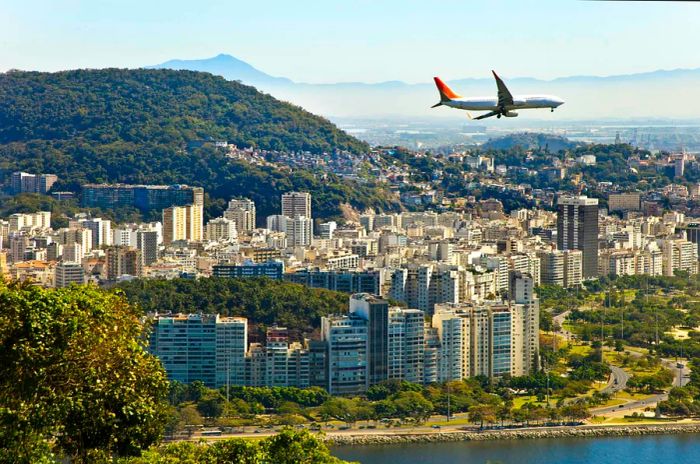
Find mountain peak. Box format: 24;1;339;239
147;53;292;86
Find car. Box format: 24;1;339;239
431;425;441;429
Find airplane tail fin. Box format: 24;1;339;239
433;77;462;102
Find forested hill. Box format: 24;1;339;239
0;69;400;221
0;68;367;153
482;133;579;152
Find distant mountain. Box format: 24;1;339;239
147;53;292;86
147;54;700;120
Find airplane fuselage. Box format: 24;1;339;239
444;94;564;111
432;73;565;120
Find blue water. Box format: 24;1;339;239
332;434;700;464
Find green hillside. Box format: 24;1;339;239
0;69;398;220
0;68;367;152
482;132;579;152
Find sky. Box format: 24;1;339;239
2;0;700;83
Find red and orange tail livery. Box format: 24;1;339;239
433;77;462;101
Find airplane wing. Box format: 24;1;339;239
470;110;500;120
492;71;514;108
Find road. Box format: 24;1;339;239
593;358;691;415
552;308;693;416
602;365;631;394
552;310;572;342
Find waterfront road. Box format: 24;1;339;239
602;365;631;395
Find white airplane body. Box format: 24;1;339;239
432;71;564;120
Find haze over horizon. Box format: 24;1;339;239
3;0;700;84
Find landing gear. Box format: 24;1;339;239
551;108;554;112
497;114;501;119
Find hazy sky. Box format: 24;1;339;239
2;0;700;83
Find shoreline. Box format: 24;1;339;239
327;423;700;446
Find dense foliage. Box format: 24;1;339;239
121;428;351;464
0;68;366;153
118;277;348;337
0;281;170;463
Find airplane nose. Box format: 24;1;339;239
555;98;565;107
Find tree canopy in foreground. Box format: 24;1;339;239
0;282;170;463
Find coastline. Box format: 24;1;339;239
327;423;700;446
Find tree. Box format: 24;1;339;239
468;404;496;429
0;282;169;463
123;428;351;463
391;391;433;423
318;398;359;425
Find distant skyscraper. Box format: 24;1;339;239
557;196;599;279
136;229;159;266
224;198;256;233
205;217;237;242
80;218;112;248
10;172;57;195
105;246;143;280
281;192;311;219
162;204;203;244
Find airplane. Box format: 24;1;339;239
431;71;565;120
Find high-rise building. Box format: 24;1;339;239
538;249;582;288
9;234;29;264
206;217;237;242
390;264;461;315
105;246;143;280
10;172;58;195
349;293;389;385
244;327;310;388
433;299;539;379
321;313;368;395
224;198;256;233
59;227;92;255
281;192;311;219
55;262;85;288
432;307;471;381
660;238;698;276
557;196;599;279
80;218;112;248
286;216;312;247
8;212;51;232
150;314;247;389
266;215;312;247
319;221;337;240
162;204;203;244
82;184;203;213
387;308;425;384
136;229;159;266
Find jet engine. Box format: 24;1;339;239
503;111;519;117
